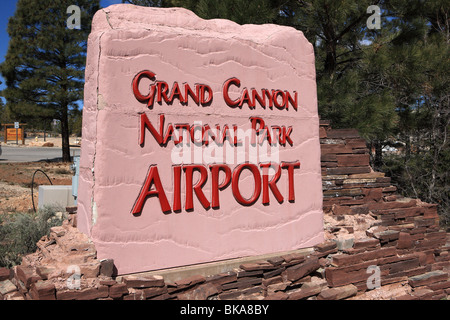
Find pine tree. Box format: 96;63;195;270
0;0;99;161
379;0;450;226
270;1;399;168
124;0;283;24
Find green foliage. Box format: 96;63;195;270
383;147;450;229
69;108;83;137
124;0;281;24
192;0;278;24
0;206;65;268
0;0;99;161
375;0;450;227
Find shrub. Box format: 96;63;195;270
0;205;65;268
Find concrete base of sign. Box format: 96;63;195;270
38;185;75;210
126;247;315;283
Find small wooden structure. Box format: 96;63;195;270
2;123;27;145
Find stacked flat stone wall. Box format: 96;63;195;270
1;122;448;300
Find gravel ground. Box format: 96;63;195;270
0;162;73;214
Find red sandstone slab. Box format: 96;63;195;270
412;287;435;300
323;188;364;198
319;127;327;139
177;282;218;300
397;232;413;249
349;172;385;179
336;154;370;167
56;286;109;300
77;5;323;274
326;129;360;139
326;167;371;175
123;275;165;288
30;281;56;300
321;153;338;162
315;240;337;253
346;139;367;149
422;206;439;218
287;285;322;300
0;280;17;296
395;294;418;300
387;258;421;274
240;262;276;272
353;238;380;249
317;284;357;300
265;291;289;300
15;266;41;289
367;199;418;211
325;264;372;287
414;217;437;228
109;283;129;299
284;257;320;281
332;247;397;267
408;270;448;287
0;268;11;281
321;144;353;155
427;280;450;291
143;286;169;299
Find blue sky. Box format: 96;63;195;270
0;0;123;101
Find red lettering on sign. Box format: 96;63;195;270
200;85;213;105
173;165;182;212
252;89;266;108
132;71;302;215
286;91;298;111
210;164;232;208
232;163;262;206
141;113;291;146
273;90;286;110
184;164;210;211
239;88;255;108
222;77;298;110
131;161;300;214
133;70;212;107
260;162;283;204
281;161;301;201
133;71;297;110
250;116;264;144
132;70;156;107
249;116;293;146
131;165;171;215
184;83;200;104
169;82;183;103
223;77;241;107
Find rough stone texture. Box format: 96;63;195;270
317;284;357;300
0;280;17;296
284;257;320;282
0;268;11;281
123;275;165;288
408;271;448;288
77;4;324;275
30;281;56;300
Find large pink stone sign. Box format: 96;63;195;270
78;4;324;275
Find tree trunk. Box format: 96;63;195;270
371;140;383;170
324;39;337;76
60;106;71;162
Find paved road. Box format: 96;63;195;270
0;145;81;163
